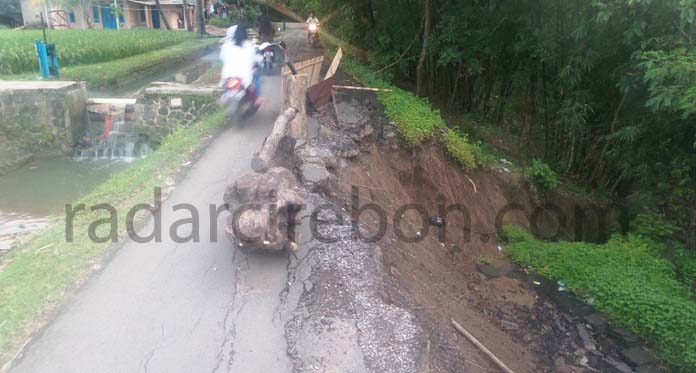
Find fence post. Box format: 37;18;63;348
285;74;308;141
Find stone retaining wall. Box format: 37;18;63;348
133;83;221;144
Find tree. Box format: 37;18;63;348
286;0;696;248
0;0;22;27
416;0;430;96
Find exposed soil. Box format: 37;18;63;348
305;69;627;372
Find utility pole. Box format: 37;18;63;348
197;0;205;36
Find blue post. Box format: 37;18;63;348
283;20;286;32
35;39;50;78
35;39;60;78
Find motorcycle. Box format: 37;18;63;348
257;42;275;74
308;23;320;47
219;77;259;122
219;41;293;122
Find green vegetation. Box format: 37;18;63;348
474;255;492;265
504;225;696;370
294;4;696;363
442;128;476;170
340;57;442;146
341;57;485;170
208;17;235;28
0;109;227;362
299;0;696;250
206;0;262;27
524;159;559;192
0;30;201;74
1;38;217;87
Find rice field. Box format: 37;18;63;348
0;30;199;75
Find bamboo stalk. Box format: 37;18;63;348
451;319;515;373
332;85;393;92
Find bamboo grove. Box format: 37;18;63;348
289;0;696;248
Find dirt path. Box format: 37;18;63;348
9;26;333;373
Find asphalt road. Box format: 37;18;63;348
12;31;312;373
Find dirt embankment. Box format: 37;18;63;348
314;72;621;372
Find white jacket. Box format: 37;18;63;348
219;26;257;88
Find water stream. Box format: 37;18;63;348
0;49;219;253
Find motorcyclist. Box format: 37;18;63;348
305;11;320;42
220;23;262;108
257;15;275;44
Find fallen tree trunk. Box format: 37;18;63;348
251;107;298;172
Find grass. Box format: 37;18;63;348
1;38;218;87
340;55;490;170
0;30;200;75
442;128;477;170
340;57;444;146
0;109;227;363
503;225;696;371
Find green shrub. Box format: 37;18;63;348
674;246;696;288
504;225;696;370
341;57;446;147
474;255;492;265
631;211;681;241
208;17;235;28
443;129;476;170
524;159;559;191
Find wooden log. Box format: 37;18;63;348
287;74;308;140
451;319;515;373
252;107;298;172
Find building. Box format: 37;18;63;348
20;0;197;30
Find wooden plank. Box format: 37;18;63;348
324;48;343;80
308;76;335;110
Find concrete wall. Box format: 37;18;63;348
20;0;45;25
0;81;87;173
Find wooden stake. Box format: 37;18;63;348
451;319;515;373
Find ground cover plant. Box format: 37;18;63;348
504;225;696;370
